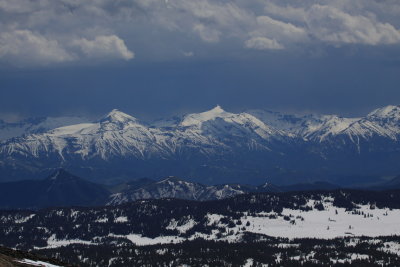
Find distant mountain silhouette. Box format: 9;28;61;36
0;169;110;209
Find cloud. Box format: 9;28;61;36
263;1;400;46
306;5;400;45
255;16;306;38
243;15;306;50
193;24;220;43
264;2;307;23
0;28;134;65
245;37;283;50
0;0;400;66
0;30;73;65
72;35;134;60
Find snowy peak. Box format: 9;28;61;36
100;109;138;124
208;105;225;114
97;109;143;132
303;115;359;141
180;105;232;127
367;105;400;121
178;106;285;142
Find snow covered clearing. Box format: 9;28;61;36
239;202;400;239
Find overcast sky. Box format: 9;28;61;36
0;0;400;121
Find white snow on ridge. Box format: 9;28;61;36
180;105;230;127
303;116;359;141
246;109;361;141
247;106;400;142
367;105;400;120
101;109;138;124
179;106;285;143
15;259;62;267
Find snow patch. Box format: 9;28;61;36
115;234;184;246
15;259;62;267
114;216;128;223
45;234;93;248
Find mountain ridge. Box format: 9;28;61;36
0;169;110;209
0;169;348;209
0;105;400;184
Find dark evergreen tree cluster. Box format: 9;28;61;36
35;236;400;267
1;189;400;265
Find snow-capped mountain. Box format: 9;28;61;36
248;105;400;142
0;105;400;184
178;105;287;145
247;109;359;141
0;110;172;161
0;106;288;166
340;106;400;141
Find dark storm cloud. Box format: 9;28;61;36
0;0;400;119
1;46;400;120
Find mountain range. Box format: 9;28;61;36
1;105;400;185
2;169;400;209
0;170;258;209
0;169;295;209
